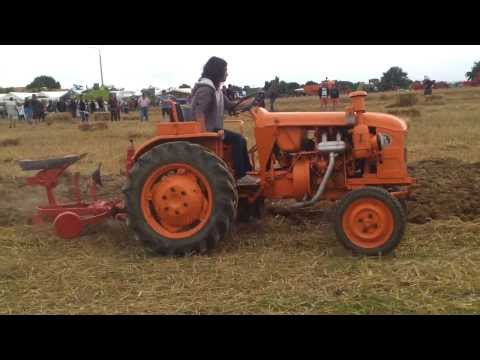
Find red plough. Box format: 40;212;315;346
17;154;126;239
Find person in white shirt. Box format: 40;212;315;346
6;97;18;128
137;92;151;122
16;103;25;122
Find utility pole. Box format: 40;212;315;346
89;46;104;87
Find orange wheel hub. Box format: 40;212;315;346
141;163;212;239
342;198;394;249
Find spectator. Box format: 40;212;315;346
318;81;329;110
159;90;171;120
47;100;55;113
32;94;44;123
423;76;434;96
123;99;129;114
330;84;340;110
226;84;235;101
96;97;105;112
17;102;25;122
56;99;66;112
69;98;77;119
24;98;33;124
89;100;96;114
6;97;17;128
79;96;88;122
108;93;120;121
138;92;151;122
267;77;280;112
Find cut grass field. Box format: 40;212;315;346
1;88;480;314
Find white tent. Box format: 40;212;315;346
39;91;69;100
0;93;14;101
110;90;137;99
8;92;39;101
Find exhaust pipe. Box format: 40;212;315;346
292;152;338;208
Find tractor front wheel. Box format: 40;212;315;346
123;141;237;255
334;187;406;256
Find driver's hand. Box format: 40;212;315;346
217;129;225;140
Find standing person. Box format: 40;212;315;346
267;77;280;112
318;81;329;110
191;56;257;186
89;100;96;115
137;92;151;122
47;100;55;113
6;97;18;128
16;102;25;122
159;90;171;120
330;83;340;110
226;84;234;101
24;98;33;124
423;76;434;96
69;98;77;119
96;97;105;112
108;93;119;121
79;96;88;122
31;94;43;123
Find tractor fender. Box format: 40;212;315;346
132;133;222;163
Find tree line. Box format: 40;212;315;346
2;61;480;96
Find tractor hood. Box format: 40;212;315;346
361;112;408;132
253;107;408;132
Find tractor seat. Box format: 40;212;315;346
17;153;87;171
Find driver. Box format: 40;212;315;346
191;56;258;186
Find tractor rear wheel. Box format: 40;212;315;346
334;187;406;256
123;141;237;255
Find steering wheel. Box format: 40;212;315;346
229;92;265;115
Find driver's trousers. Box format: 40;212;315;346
217;128;252;179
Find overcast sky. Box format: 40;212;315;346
1;45;479;90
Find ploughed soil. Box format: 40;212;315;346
406;158;480;224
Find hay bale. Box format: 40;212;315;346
93;112;110;122
386;93;418;108
0;138;20;147
45;112;73;125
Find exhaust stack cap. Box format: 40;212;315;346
349;91;367;113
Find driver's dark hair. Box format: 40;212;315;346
201;56;227;89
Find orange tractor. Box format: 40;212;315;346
20;91;414;256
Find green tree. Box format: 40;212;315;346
179;84;191;88
0;87;15;94
81;87;110;101
26;75;61;91
465;61;480;81
379;67;412;91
